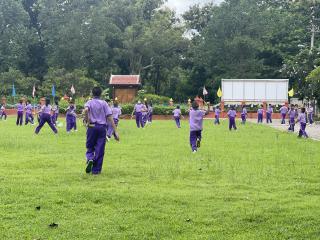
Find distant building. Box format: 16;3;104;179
109;75;141;103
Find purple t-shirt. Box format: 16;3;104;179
242;108;247;115
134;103;144;113
227;110;237;118
41;105;52;114
280;106;288;114
298;113;306;124
288;109;296;119
85;98;112;125
16;103;24;112
173;109;181;118
25;104;33;114
267;107;273;114
215;108;221;117
66;105;76;117
257;109;264;115
189;109;205;131
112;107;122;119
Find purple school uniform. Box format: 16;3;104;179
16;103;24;126
148;106;153;122
35;105;57;134
51;105;59;125
85;97;112;174
0;105;7;120
227;110;237;130
288;109;296;132
308;107;314;124
134;103;144;128
189;109;205;151
257;108;263;123
173;109;181;128
25;104;34;125
241;108;247;124
142;105;148;125
266;107;273;123
107;107;122;137
280;106;288;124
298;112;308;138
214;108;221;125
66;105;77;132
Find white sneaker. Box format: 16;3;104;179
106;136;110;142
193;150;197;153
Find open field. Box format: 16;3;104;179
0;117;320;239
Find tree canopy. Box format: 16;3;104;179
0;0;320;103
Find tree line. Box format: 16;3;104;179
1;0;320;103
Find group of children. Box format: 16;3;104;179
169;102;315;153
132;100;153;128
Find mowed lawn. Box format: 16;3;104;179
0;117;320;240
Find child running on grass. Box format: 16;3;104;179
288;104;296;132
227;106;237;131
107;102;122;140
16;99;24;126
83;86;119;175
25;100;34;125
297;107;308;138
173;105;182;128
189;101;207;153
214;106;221;125
35;98;58;135
66;100;77;133
241;105;247;124
0;104;7;120
132;100;145;128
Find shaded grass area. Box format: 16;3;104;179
0;117;320;239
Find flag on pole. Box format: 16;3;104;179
217;87;223;98
288;88;294;97
203;86;208;96
32;85;36;98
70;85;75;95
12;84;16;97
52;85;56;97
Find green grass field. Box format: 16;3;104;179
0;117;320;239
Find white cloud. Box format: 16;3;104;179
165;0;223;14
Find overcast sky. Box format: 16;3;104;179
165;0;223;14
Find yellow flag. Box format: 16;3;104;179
288;88;294;97
217;87;223;98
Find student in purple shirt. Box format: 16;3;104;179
241;106;247;124
0;104;7;120
83;87;119;175
227;106;237;130
257;105;263;123
189;101;206;153
148;103;153;123
16;99;24;126
35;98;58;134
132;101;145;128
51;100;59;126
297;107;308;138
266;104;273;124
66;101;77;133
142;101;149;126
173;105;182;128
280;105;288;124
307;105;314;125
25;100;34;125
107;103;122;139
288;104;296;132
214;106;221;125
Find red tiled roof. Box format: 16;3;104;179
109;75;141;85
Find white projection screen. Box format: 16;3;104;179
221;79;289;104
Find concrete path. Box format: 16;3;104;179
247;119;320;141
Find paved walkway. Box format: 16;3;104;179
247;119;320;141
